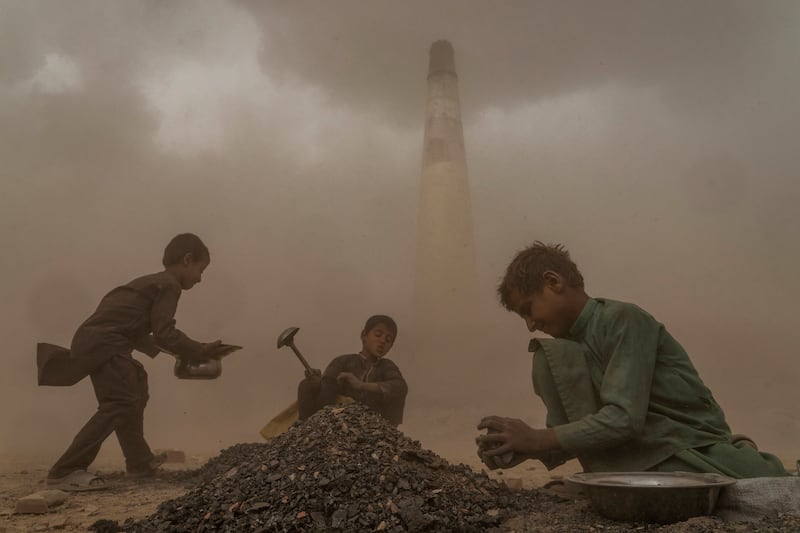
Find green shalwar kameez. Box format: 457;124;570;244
532;298;787;478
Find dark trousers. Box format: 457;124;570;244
49;355;154;478
297;378;322;420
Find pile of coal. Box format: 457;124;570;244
168;442;271;486
126;403;553;532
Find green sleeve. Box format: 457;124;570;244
554;305;660;453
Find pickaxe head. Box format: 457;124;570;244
277;326;300;349
276;326;314;374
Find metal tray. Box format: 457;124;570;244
568;472;736;523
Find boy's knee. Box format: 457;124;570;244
731;434;758;450
297;377;323;420
297;377;321;397
99;398;143;426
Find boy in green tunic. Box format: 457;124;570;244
476;241;788;478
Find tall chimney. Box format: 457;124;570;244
414;40;478;329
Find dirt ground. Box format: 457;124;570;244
1;448;797;532
0;452;201;532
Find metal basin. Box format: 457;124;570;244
568;472;736;523
174;358;222;380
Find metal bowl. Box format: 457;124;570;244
173;358;222;380
567;471;736;523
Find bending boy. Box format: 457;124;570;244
46;233;231;490
297;315;408;426
476;241;788;478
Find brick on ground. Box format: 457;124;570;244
154;449;186;463
14;494;48;514
14;489;69;514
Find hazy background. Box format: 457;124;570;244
1;1;798;462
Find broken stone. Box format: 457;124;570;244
48;515;68;529
331;508;348;528
505;477;523;489
153;448;186;463
88;518;124;532
310;511;326;527
246;502;269;513
15;494;48;514
35;489;69;508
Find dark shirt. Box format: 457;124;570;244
70;271;204;372
319;353;408;425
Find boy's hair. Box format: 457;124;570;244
498;241;584;311
162;233;210;267
363;315;398;337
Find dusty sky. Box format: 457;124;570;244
1;1;799;460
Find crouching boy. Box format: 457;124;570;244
476;241;788;479
297;315;408;426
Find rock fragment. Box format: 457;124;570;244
15;494;48;514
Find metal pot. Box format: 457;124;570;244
568;471;736;523
174;358;222;380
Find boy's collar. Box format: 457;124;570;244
567;297;598;340
162;269;180;284
358;352;378;363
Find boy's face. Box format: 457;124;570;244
176;254;209;290
360;323;395;359
510;273;574;338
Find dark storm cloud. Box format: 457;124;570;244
242;0;798;122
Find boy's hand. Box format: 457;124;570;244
475;422;524;470
200;340;223;358
476;416;559;458
199;341;242;359
475;445;531;470
336;372;362;390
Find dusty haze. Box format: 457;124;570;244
1;1;798;463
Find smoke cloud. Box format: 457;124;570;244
1;1;798;462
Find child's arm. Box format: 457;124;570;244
149;283;205;360
476;416;577;470
338;362;407;403
553;305;660;454
133;334;160;358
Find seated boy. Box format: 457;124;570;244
476;241;788;478
45;233;233;491
297;315;408;426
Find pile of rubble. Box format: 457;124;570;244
126;403;554;532
168;442;270;487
